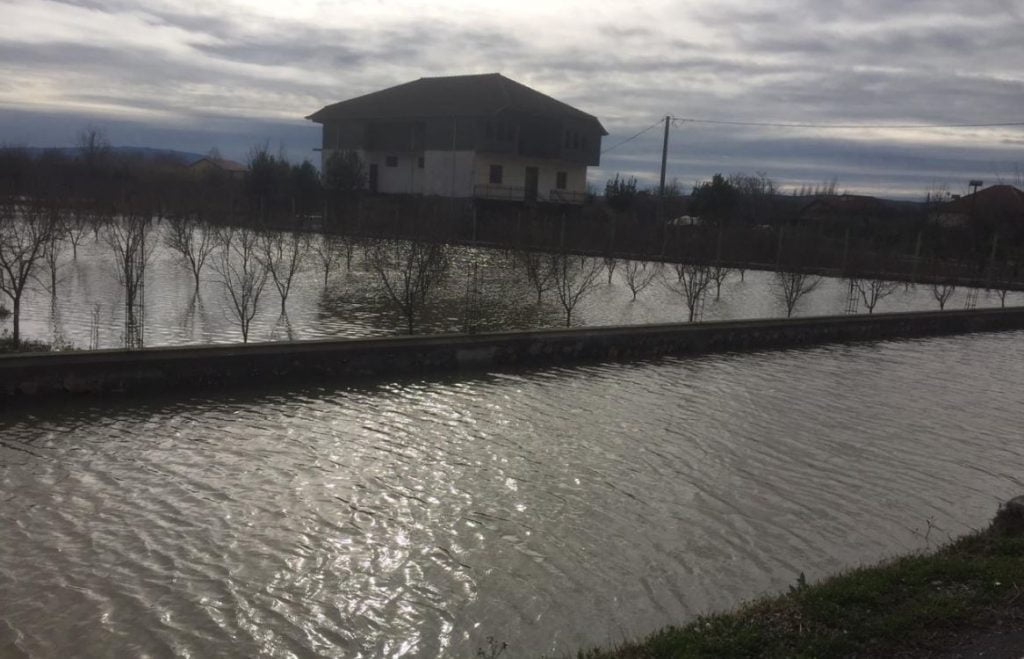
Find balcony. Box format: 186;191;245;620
548;189;587;205
474;185;587;205
474;184;525;201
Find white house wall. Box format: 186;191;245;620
322;147;587;200
473;154;587;200
423;150;476;197
361;151;424;194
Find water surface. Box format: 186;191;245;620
2;332;1022;656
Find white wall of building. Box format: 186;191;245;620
423;150;476;197
473;154;587;200
360;151;425;194
322;147;588;201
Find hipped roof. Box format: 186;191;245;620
307;73;607;135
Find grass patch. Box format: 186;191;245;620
577;509;1024;658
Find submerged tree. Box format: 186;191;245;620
931;279;957;310
603;256;618;285
623;259;661;300
549;253;603;327
850;277;900;314
165;213;217;294
258;229;309;314
312;233;349;288
0;198;56;347
105;208;155;349
710;265;732;299
212;226;269;343
665;263;712;322
518;249;556;303
772;270;821;318
366;238;450;334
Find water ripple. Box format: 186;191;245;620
2;332;1023;656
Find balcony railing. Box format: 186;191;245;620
473;185;587;204
548;189;587;204
474;184;525;201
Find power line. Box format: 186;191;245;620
600;118;664;154
602;116;1024;153
675;117;1024;129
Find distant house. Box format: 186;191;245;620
307;73;606;204
189;157;248;179
931;184;1024;230
798;193;916;228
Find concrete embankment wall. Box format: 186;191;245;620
2;307;1023;401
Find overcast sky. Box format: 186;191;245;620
2;0;1022;198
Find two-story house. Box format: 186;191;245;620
307;73;606;204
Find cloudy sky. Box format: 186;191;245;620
2;0;1022;198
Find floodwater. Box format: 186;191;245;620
2;331;1022;656
7;224;1021;349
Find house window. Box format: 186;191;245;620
556;171;567;190
385;155;398;167
564;131;571;148
572;133;580;149
489;164;503;184
417;156;424;169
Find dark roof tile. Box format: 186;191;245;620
307;73;607;135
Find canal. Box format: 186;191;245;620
2;330;1022;656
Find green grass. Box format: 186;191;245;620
577;506;1024;658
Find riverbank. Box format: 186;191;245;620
3;307;1024;400
578;498;1024;658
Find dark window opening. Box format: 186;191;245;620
556;171;567;190
564;131;571;148
417;156;424;169
385;155;398;167
489;164;503;184
572;133;580;149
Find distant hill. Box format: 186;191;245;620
20;146;206;164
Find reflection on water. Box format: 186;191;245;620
2;332;1023;656
7;225;1022;349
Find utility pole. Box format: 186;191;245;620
658;115;670;197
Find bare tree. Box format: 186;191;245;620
312;233;352;288
518;249;556;303
212;226;269;343
258;229;309;314
772;270;822;318
850;277;900;314
665;263;712;322
710;265;732;299
603;256;618;285
623;260;661;300
366;238;450;334
165;214;217;294
931;280;957;310
0;198;56;346
76;126;111;170
105;208;155;349
42;207;68;297
65;206;93;259
549;253;603;327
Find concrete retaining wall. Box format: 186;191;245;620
2;307;1023;401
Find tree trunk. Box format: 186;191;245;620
12;296;20;347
